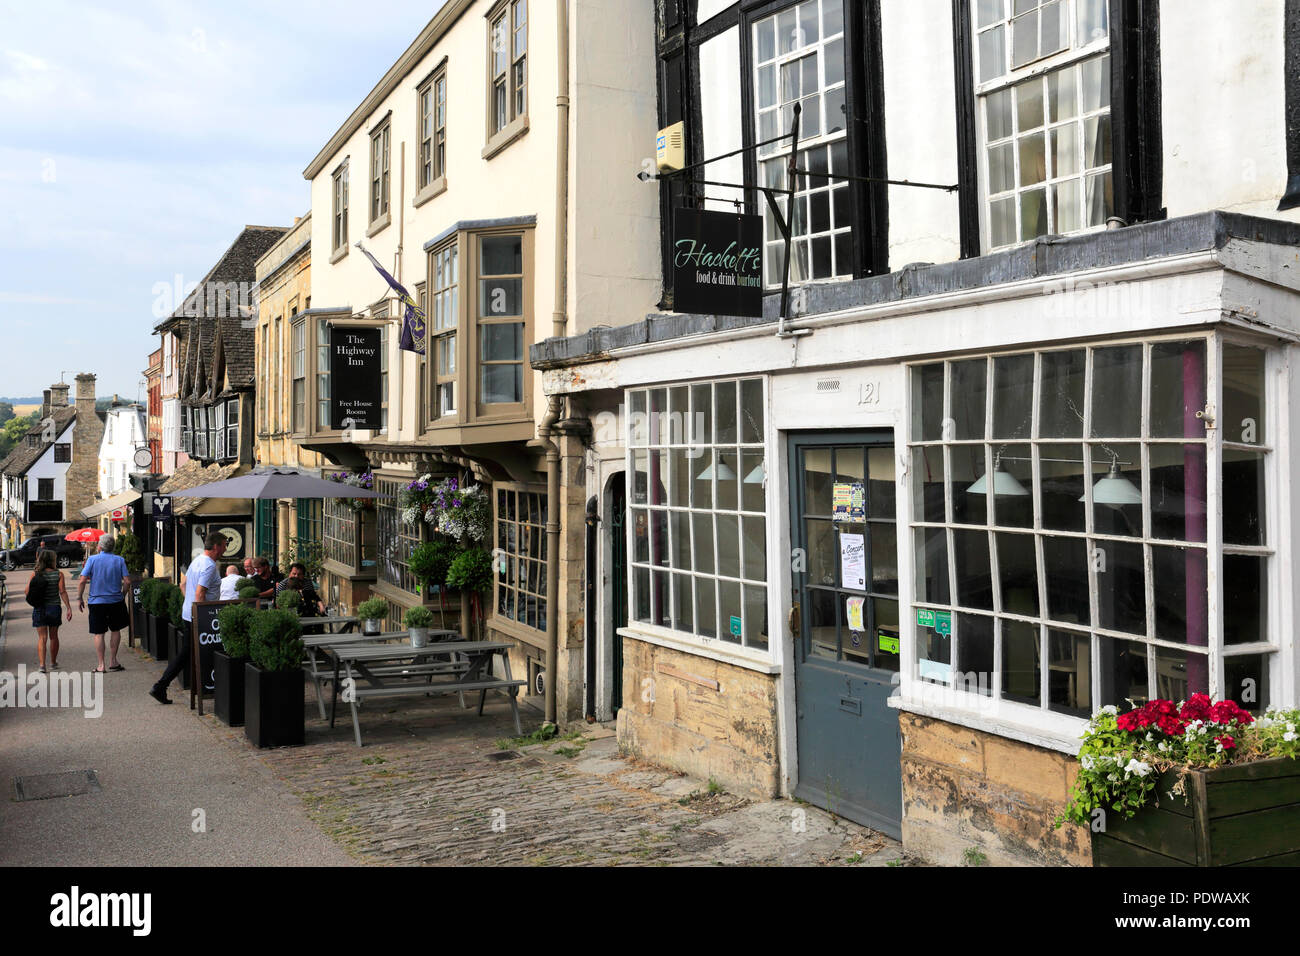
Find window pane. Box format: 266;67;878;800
1081;54;1110;111
1050;123;1078;177
1047;628;1091;716
992;444;1033;528
1089;442;1141;538
715;381;738;444
1151;545;1208;646
1222;345;1266;444
990;196;1016;248
1149;341;1206;438
1149;443;1207;542
481;362;522;404
1096;539;1144;635
693;512;715;575
913;447;946;523
479;278;523;316
978;25;1006;83
669;510;691;572
695;577;717;638
744;584;767;649
985;88;1012;141
956;614;994;696
740;379;763;443
1090;345;1141;437
690;382;713;446
868;447;896;518
740;449;765;512
1018;134;1046;187
1077;0;1108;43
871;521;898;595
1043;535;1089;625
1222;449;1265;546
1222;554;1266;646
988;143;1014;194
991;353;1033;439
1020;185;1047;239
915;527;951;606
716;514;740;579
1002;619;1041;705
672;573;693;632
741;515;766;580
1015;76;1044;131
1098;636;1148;707
633;567;650;622
480;322;523;361
997;532;1039;616
718;580;742;644
1222;654;1268;714
954;529;994;611
1153;645;1208;702
912;363;945;441
951;445;988;525
1047;67;1077;122
950;359;987;440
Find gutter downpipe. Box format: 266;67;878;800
539;0;571;725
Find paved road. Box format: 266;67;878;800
0;577;351;866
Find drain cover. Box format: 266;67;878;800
486;751;521;762
13;770;102;802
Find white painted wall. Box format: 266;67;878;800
26;419;74;518
697;0;733;26
699;27;745;213
1161;0;1299;223
99;406;146;497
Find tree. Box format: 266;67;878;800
0;402;13;426
0;412;38;460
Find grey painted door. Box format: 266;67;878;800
790;433;902;838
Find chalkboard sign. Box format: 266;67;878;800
190;600;237;707
330;327;382;429
672;208;763;318
129;575;144;649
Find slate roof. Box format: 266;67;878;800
157;460;243;515
217;314;255;390
0;407;76;477
156;225;288;330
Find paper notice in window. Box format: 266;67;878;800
839;533;866;589
846;596;865;632
832;482;865;523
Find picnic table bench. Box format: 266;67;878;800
327;640;525;746
302;628;458;718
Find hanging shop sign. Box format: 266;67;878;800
672;208;763;318
330;327;382;429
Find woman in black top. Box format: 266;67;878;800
28;550;71;673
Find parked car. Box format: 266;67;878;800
0;534;85;570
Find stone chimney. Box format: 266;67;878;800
50;382;70;407
64;373;104;523
41;388;51;418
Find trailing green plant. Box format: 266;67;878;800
116;531;145;575
445;548;493;593
403;605;434;629
408;538;458;593
357;597;388;621
216;602;257;659
284;536;324;584
248;609;304;672
1056;696;1300;829
275;588;302;611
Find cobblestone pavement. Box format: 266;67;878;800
193;660;915;867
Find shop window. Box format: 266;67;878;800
970;0;1112;248
494;485;547;633
626;377;768;653
908;336;1273;717
376;476;421;594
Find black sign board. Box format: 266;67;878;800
330;327;382;429
672;208;763;318
152;495;172;520
190;600;235;708
129;575;144;648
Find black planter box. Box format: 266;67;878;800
214;650;247;727
244;664;305;749
168;625;189;689
149;615;169;661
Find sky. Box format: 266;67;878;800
0;0;445;400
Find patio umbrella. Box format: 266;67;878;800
65;528;108;542
166;468;389;500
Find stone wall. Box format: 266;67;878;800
617;637;780;797
65;373;104;524
899;713;1090;866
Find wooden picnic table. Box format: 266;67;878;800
298;615;359;633
326;639;525;746
302;628;459;717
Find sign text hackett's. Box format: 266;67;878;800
672;208;764;318
330;327;382;430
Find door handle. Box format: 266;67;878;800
788;602;801;636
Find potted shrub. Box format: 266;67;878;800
446;547;494;640
408;538;457;602
404;605;435;648
357;597;388;636
166;583;189;688
1058;695;1300;866
275;588;303;613
244;609;306;748
213;603;256;727
139;578;163;657
148;579;171;662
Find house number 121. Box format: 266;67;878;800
858;382;880;405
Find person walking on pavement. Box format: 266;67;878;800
28;549;71;673
149;531;226;705
77;535;131;673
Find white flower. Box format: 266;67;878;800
1099;704;1118;716
1080;755;1094;770
1284;731;1298;742
1157;741;1168;752
1124;758;1151;778
1145;733;1154;742
1287;722;1296;733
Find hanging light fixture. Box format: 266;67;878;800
743;459;765;484
697;456;736;481
1082;458;1142;506
966;454;1029;497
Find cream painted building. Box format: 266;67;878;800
296;0;659;718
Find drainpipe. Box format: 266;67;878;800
538;0;571;725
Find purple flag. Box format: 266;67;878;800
357;244;426;354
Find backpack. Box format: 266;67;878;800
25;572;46;608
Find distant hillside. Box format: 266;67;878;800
0;396;41;404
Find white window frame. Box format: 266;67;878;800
624;376;773;664
972;0;1113;251
900;331;1284;737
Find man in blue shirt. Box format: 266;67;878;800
77;535;131;673
150;531;226;705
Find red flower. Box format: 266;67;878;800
1210;700;1254;725
1215;734;1236;750
1180;694;1213;722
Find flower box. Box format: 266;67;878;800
1092;757;1300;866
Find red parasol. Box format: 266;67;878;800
64;528;108;543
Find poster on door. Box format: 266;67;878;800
839;532;866;589
832;482;865;523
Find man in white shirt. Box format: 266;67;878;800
149;531;226;704
219;565;241;601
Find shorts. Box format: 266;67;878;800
32;605;62;628
88;600;130;635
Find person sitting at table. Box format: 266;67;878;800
275;562;322;617
250;556;277;599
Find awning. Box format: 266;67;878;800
80;489;142;519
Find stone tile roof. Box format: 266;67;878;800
217;315;255;390
158;460;243;515
157;225;288;329
0;406;76;477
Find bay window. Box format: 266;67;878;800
430;240;458;419
477;235;524;409
224;397;239;459
908;335;1275;718
316;317;331;429
626;377;769;653
494;485;547;633
292;319;306;432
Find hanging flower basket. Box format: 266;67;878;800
327;471;377;511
